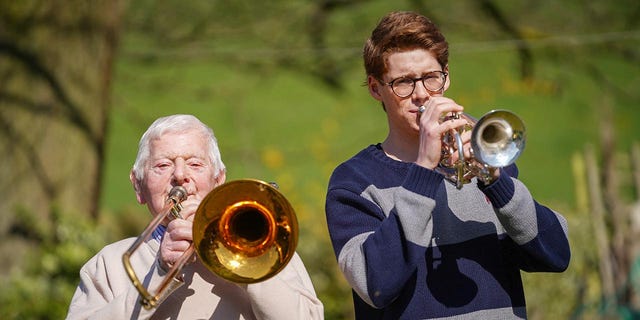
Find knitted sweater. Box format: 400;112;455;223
325;144;570;319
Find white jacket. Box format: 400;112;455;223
65;237;324;320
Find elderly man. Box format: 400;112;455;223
66;114;324;319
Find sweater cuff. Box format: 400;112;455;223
478;170;515;208
404;164;443;197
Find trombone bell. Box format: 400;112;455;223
193;179;298;283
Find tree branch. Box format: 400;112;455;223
0;38;97;150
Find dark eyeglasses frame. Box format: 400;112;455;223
382;71;448;98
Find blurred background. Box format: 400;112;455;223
1;0;639;319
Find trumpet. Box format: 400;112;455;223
122;179;298;309
435;109;526;189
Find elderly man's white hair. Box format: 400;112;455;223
131;114;226;181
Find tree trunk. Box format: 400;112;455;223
0;0;125;271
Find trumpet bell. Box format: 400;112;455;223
471;109;526;168
193;179;298;283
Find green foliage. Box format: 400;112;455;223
0;209;111;319
1;0;639;318
104;2;640;318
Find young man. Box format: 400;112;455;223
325;11;570;319
66;114;324;319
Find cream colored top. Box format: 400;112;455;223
65;237;324;320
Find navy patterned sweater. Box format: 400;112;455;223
325;144;570;319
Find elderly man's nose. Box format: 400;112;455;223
172;161;187;183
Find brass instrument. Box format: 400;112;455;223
122;179;298;309
436;109;526;189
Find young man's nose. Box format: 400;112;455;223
413;80;433;98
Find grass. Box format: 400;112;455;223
101;36;639;319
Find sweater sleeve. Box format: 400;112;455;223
479;167;571;272
245;253;324;320
326;163;444;308
65;239;184;320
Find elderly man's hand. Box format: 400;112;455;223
159;200;199;272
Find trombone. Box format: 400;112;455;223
122;179;298;309
436;109;526;189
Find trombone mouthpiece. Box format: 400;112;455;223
169;186;188;203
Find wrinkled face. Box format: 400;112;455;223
131;129;222;217
368;48;450;136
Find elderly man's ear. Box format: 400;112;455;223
130;170;146;204
214;169;226;187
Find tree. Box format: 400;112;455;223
0;0;125;274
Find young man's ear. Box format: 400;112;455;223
367;75;383;101
130;170;146;204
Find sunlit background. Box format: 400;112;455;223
1;1;639;319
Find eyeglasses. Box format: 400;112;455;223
383;71;448;98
